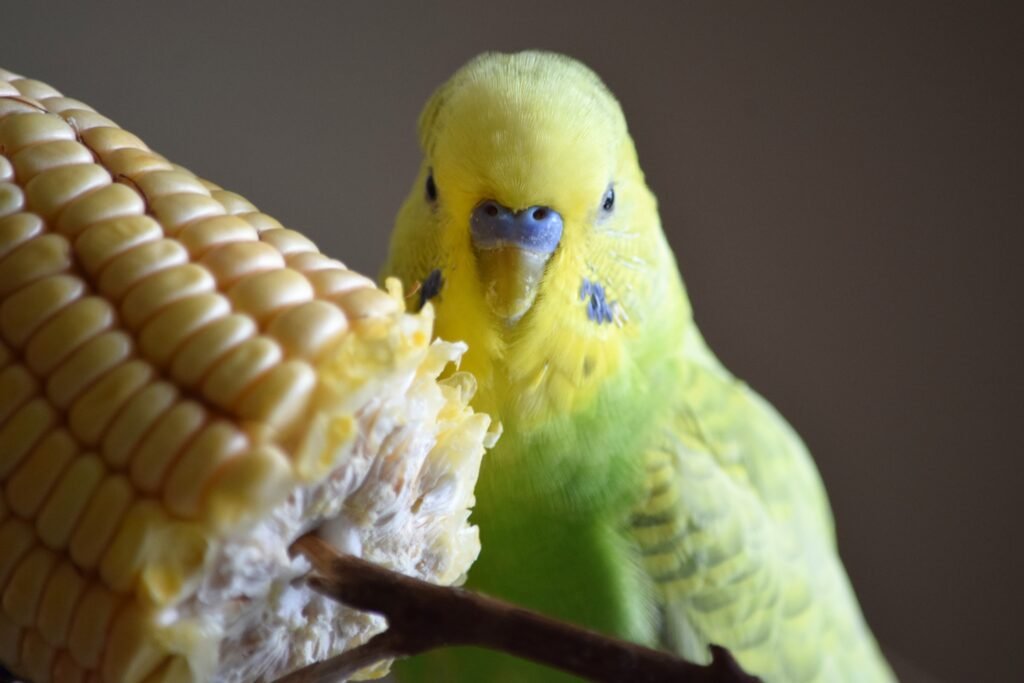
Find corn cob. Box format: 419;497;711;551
0;68;493;683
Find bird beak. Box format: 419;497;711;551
470;200;563;324
475;247;551;324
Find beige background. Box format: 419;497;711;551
5;2;1021;681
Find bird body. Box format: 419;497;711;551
386;51;894;682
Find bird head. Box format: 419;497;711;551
386;51;687;423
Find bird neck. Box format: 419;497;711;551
465;296;693;520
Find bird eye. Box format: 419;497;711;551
425;170;438;202
601;186;615;212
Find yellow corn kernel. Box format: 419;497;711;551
5;430;77;518
40;96;94;115
75;214;163;274
201;443;292;532
0;274;85;347
24;295;113;375
46;330;132;409
0;89;34;116
138;521;210;607
37;561;86;647
67;359;153;446
0;181;25;218
102;605;167;683
150;193;223;234
57;182;146;237
11;139;94;182
267;299;349;360
100;381;177;469
97;500;163;593
102;147;174;179
228;266;314;323
0;113;76;154
259;227;318;255
0;398;57;479
135;170;212;199
209;189;256;215
238;211;283;233
3;546;57;627
162;420;247;518
67;583;120;669
54;650;88;683
35;455;105;550
98;238;189;299
68;474;134;570
79;126;146;154
190;169;220;192
306;266;375;298
200;239;285;286
136;292;231;365
24;163;112;219
61;109;120;135
120;263;216;328
0;613;22;676
286;250;345;273
234;360;317;435
177;214;258;257
200;335;282;408
0;519;34;588
12;78;61;100
0;363;37;424
165;311;258;383
129;400;205;493
0;232;72;296
0;212;44;259
20;629;55;683
335;285;402;320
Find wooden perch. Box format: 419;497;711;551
274;535;760;683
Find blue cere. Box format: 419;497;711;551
419;268;444;310
580;278;615;324
470;201;564;254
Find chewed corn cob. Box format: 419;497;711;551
0;68;493;683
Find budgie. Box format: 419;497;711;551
384;51;895;683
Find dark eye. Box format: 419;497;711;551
425;170;438;202
601;186;615;212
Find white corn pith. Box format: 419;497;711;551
0;68;492;683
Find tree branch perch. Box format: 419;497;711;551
274;535;760;683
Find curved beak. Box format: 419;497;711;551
470;200;563;324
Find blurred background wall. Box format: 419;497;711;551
4;2;1021;680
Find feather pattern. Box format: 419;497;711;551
630;327;893;681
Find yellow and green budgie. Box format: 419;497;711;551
385;51;895;683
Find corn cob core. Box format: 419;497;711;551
0;68;492;683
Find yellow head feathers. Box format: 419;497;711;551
418;51;628;219
386;51;687;424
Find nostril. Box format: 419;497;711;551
471;202;562;253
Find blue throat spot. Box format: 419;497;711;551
579;278;615;324
419;269;443;310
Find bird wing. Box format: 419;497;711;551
628;351;893;682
